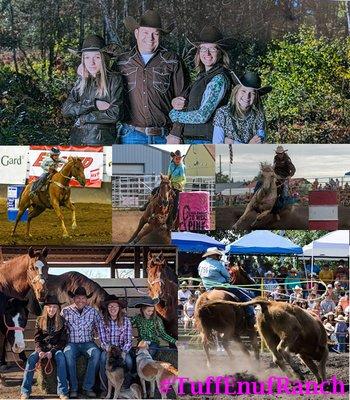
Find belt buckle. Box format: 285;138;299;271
145;127;159;136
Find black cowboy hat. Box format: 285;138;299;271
68;34;115;57
124;9;174;34
130;297;159;308
68;286;93;299
189;25;234;50
101;294;127;309
237;71;272;95
43;294;64;306
170;150;185;158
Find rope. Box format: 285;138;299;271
128;278;149;296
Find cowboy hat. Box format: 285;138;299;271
324;322;335;332
43;294;64;306
324;312;335;317
68;34;115;57
131;297;159;308
124;9;173;34
293;285;302;291
101;294;126;309
170;150;185;158
202;247;224;258
236;71;272;96
334;315;346;322
189;25;234;50
68;286;93;299
275;145;288;154
264;271;274;277
180;281;187;287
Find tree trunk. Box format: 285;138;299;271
8;1;19;74
98;0;121;45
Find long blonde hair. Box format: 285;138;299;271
229;84;262;118
37;305;64;332
78;51;109;97
194;45;230;73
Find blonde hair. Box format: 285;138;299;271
229;84;262;118
194;45;230;73
78;51;109;97
37;305;64;332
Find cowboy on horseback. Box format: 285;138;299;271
198;247;256;328
30;147;67;199
140;149;186;226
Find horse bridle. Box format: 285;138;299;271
3;315;25;335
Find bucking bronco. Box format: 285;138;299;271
12;156;86;238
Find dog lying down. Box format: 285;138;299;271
105;345;142;399
136;341;178;399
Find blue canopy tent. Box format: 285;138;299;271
171;231;225;253
226;230;303;255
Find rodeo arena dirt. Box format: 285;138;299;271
0;146;112;245
0;245;178;399
177;230;350;399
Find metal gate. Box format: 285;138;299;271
112;175;215;209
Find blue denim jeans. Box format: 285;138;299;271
99;350;133;391
21;351;69;396
64;342;100;392
336;335;346;352
119;124;167;144
184;139;211;144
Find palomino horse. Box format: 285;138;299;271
12;156;86;238
147;252;178;339
0;247;49;303
233;163;279;229
0;294;29;363
194;265;260;368
129;175;174;245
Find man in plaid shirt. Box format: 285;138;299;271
62;287;101;399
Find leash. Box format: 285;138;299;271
128;278;149;296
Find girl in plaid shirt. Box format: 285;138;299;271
131;299;176;356
98;295;132;392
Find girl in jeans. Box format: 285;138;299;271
334;315;348;352
20;295;68;400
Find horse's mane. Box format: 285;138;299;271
0;254;29;293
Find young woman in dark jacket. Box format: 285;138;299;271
20;295;68;400
62;34;124;145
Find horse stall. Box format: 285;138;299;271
4;278;177;398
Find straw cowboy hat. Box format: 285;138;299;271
68;286;93;299
324;322;335;332
131;297;159;308
101;294;126;309
335;315;346;322
189;25;234;50
43;294;64;306
180;281;188;287
275;145;288;154
264;271;274;277
68;34;114;57
124;9;174;34
237;72;272;95
170;150;185;158
324;312;335;318
202;247;224;258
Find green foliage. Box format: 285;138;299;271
284;230;328;247
260;26;350;143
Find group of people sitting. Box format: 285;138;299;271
20;288;176;400
62;9;272;145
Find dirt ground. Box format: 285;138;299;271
216;205;350;230
112;209;216;244
178;346;349;399
0;199;112;245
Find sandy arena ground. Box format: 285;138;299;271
112;209;216;244
216;205;350;230
0;199;112;245
178;344;349;400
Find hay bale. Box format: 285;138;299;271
37;355;98;394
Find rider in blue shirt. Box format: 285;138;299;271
198;247;256;327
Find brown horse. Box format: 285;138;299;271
12;156;86;238
194;265;260;368
0;247;49;303
233;163;279;229
129;175;174;245
147;252;178;339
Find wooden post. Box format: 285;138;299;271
143;247;149;278
134;247;141;278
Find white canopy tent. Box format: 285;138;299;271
302;230;350;259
